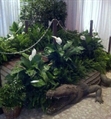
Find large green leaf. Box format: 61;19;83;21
66;46;84;57
40;71;48;82
63;41;73;50
43;65;50;71
22;53;29;59
26;69;37;77
9;22;18;32
20;57;31;69
44;46;55;54
10;67;24;75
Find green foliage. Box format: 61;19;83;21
106;53;111;70
0;79;26;108
80;34;103;59
1;24;111;111
57;29;80;45
9;21;24;34
20;0;67;26
7;52;58;110
0;37;17;64
44;46;84;84
7;22;52;51
57;29;111;73
5;37;85;111
0;22;52;65
92;49;110;73
1;0;111;112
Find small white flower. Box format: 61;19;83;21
29;48;37;61
26;11;29;16
48;20;52;26
80;35;86;40
8;35;14;40
18;22;23;28
37;27;40;31
8;34;12;37
95;35;99;38
22;32;25;34
29;55;33;61
98;40;101;43
31;48;36;57
31;80;39;83
52;36;62;45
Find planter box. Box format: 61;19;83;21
81;70;101;85
3;106;22;119
0;108;3;115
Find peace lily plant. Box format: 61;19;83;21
52;36;62;45
29;48;37;61
6;34;85;111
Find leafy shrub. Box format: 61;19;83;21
0;79;26;107
20;0;67;26
0;22;52;65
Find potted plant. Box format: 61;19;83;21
0;79;26;119
0;99;3;115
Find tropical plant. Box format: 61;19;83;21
57;29;111;73
43;36;86;83
78;31;110;73
5;33;91;110
0;22;52;65
7;22;52;51
5;48;58;110
4;34;85;111
0;37;17;65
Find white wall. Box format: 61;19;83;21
0;0;20;37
